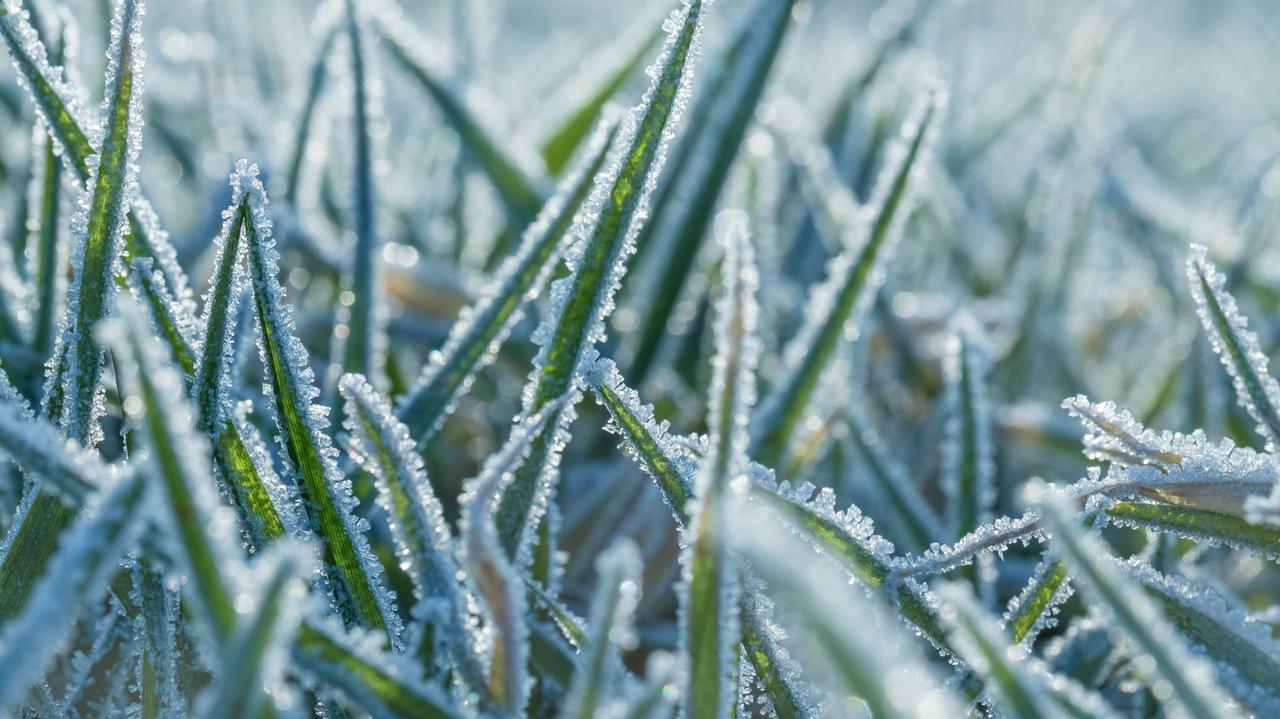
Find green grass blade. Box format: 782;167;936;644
47;0;145;446
0;469;148;712
624;0;796;385
539;22;661;176
293;621;464;719
398;116;620;444
376;3;544;224
936;582;1069;719
750;88;945;467
585;355;696;522
339;373;482;683
103;297;244;638
683;221;757;719
1186;244;1280;450
31;123;64;360
730;495;964;719
494;0;712;565
1037;489;1236;719
241;159;401;643
1004;555;1071;646
283;15;340;206
1120;556;1280;716
1103;499;1280;561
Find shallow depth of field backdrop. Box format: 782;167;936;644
1;0;1280;717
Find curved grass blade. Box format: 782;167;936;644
337;0;384;380
584;354;696;523
1116;555;1280;716
397;116;620;444
200;542;310;719
1186;244;1280;451
46;0;146;446
750;88;945;468
1037;489;1236;719
1102;499;1280;562
494;0;712;565
729;495;964;719
242;158;401;643
283;12;340;206
1004;553;1072;647
0;469;147;713
375;2;544;224
292;620;464;719
539;21;661;176
682;221;757;719
560;539;642;719
936;581;1071;719
339;373;482;683
624;0;796;385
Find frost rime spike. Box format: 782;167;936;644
47;0;146;446
1037;489;1235;719
561;540;643;719
682;221;757;719
241;157;401;644
493;0;711;564
339;372;482;683
0;469;148;713
1186;244;1280;451
750;88;944;468
397;115;620;444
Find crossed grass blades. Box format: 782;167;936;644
0;0;1278;717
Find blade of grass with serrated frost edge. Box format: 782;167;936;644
494;0;711;569
130;254;301;546
0;469;147;714
31;124;64;360
682;221;756;719
728;495;965;719
1187;244;1280;450
560;540;642;719
1115;555;1280;716
374;0;544;224
750;88;944;468
458;406;560;715
339;372;483;685
1102;498;1280;562
0;1;191;309
625;0;795;385
397;115;620;445
200;542;310;719
1037;490;1235;719
134;558;182;718
936;582;1072;719
47;0;145;446
540;22;661;176
0;0;146;626
1004;553;1072;647
242;157;401;644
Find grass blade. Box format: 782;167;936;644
494;0;712;565
397;115;620;444
1102;499;1280;561
1037;488;1236;719
750;88;944;468
1186;244;1280;450
624;0;796;384
682;221;757;719
845;410;941;552
46;0;146;445
0;469;147;712
30;122;64;359
242;158;401;642
1004;554;1072;647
